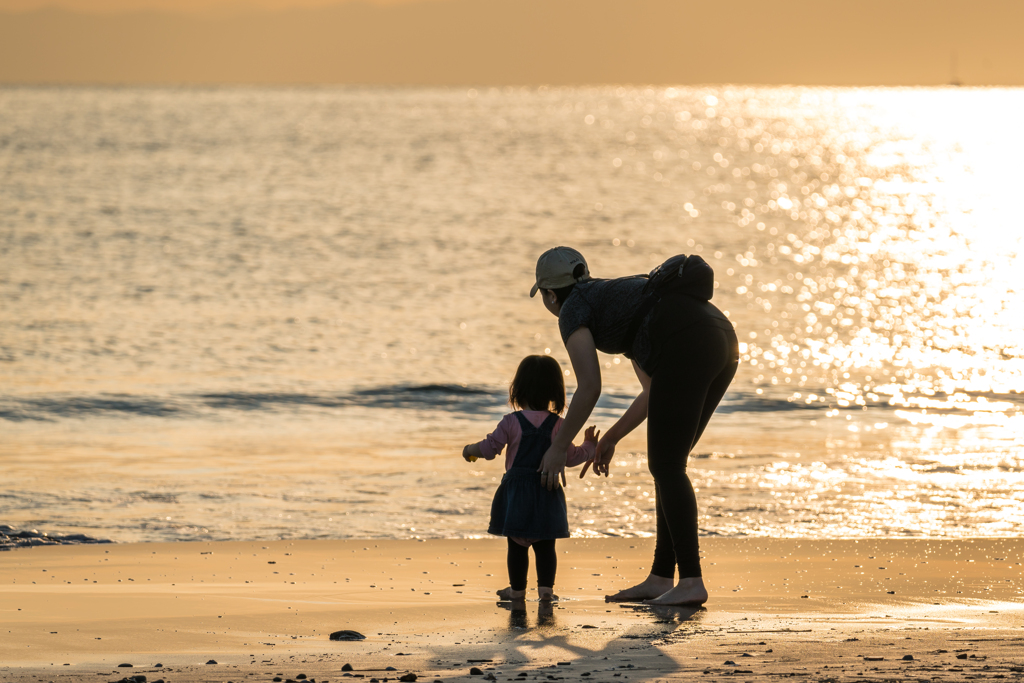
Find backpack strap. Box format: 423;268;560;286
622;291;662;356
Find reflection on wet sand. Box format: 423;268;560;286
498;599;555;630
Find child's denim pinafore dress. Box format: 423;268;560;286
487;411;570;539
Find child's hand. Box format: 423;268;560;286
462;444;479;462
579;426;601;478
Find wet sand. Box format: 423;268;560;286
2;538;1023;682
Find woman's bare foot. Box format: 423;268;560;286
643;576;709;606
497;587;526;600
538;586;559;602
604;574;675;602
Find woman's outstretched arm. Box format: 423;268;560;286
537;327;601;490
583;359;650;477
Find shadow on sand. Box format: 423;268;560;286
493;599;707;670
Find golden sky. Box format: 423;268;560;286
1;0;1021;85
0;0;407;13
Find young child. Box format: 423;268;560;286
463;354;599;602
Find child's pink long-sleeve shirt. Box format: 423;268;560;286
475;410;595;470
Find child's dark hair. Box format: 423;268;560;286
509;355;566;414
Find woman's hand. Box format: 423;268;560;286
593;434;617;476
538;444;568;490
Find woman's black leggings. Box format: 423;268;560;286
507;538;557;590
648;324;738;579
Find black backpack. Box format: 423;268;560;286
623;254;715;349
641;253;715;301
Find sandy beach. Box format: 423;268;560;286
2;538;1023;682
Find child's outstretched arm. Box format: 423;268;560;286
463;443;483;462
463;414;514;463
563;424;599;469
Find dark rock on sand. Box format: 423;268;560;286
399;674;417;682
118;663;133;668
331;630;366;641
206;659;218;665
902;654;914;661
469;667;484;676
385;666;398;671
956;653;968;659
342;664;354;671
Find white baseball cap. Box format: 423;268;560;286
529;246;590;297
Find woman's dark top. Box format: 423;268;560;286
558;275;733;376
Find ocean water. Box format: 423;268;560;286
1;86;1022;545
